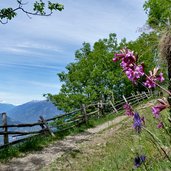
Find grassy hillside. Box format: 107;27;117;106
0;99;171;170
47;100;171;171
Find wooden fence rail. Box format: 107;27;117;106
0;91;156;148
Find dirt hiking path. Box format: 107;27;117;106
0;115;128;171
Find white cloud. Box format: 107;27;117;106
0;0;147;104
1;0;147;45
0;62;64;71
0;91;46;105
25;80;62;90
0;41;63;56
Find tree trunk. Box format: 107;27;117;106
167;59;171;113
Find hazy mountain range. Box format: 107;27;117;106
0;101;63;124
0;100;63;145
0;103;15;114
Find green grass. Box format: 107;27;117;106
47;101;171;171
0;110;121;162
1;97;169;171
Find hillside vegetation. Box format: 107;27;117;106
44;1;171;170
0;1;171;170
46;100;171;171
0;98;170;170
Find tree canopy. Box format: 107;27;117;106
46;0;169;112
0;0;64;24
143;0;171;30
47;33;159;112
144;0;171;109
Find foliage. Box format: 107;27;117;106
143;0;171;30
127;32;158;71
114;46;171;169
47;32;164;112
143;0;171;114
47;34;136;112
50;112;81;131
0;0;64;24
128;32;168;92
48;106;171;171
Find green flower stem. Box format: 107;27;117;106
143;126;171;162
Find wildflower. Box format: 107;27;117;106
114;49;136;61
144;68;165;88
113;57;119;62
123;103;134;116
124;65;144;84
133;112;142;133
152;97;170;118
144;78;156;88
157;73;165;82
134;65;144;78
134;155;146;168
113;49;144;83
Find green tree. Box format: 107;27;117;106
0;0;64;24
127;32;159;71
127;32;168;93
143;0;171;30
143;0;171;110
47;34;151;112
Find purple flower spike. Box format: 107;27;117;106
144;78;156;88
134;155;146;168
133;113;142;133
157;73;165;82
113;49;144;84
144;68;165;88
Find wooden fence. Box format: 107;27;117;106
0;91;155;148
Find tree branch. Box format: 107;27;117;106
0;0;64;24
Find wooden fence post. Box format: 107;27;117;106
149;89;153;96
99;100;104;116
131;93;135;98
111;91;115;104
81;104;88;124
143;91;149;99
137;91;144;101
122;95;128;103
39;116;55;137
139;91;144;100
38;119;46;130
136;92;141;103
2;113;9;144
97;102;100;118
109;100;118;113
147;88;150;94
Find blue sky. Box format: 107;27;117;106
0;0;147;105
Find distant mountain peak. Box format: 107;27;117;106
6;100;63;123
0;103;16;113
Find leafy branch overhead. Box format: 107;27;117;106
143;0;171;30
0;0;64;24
